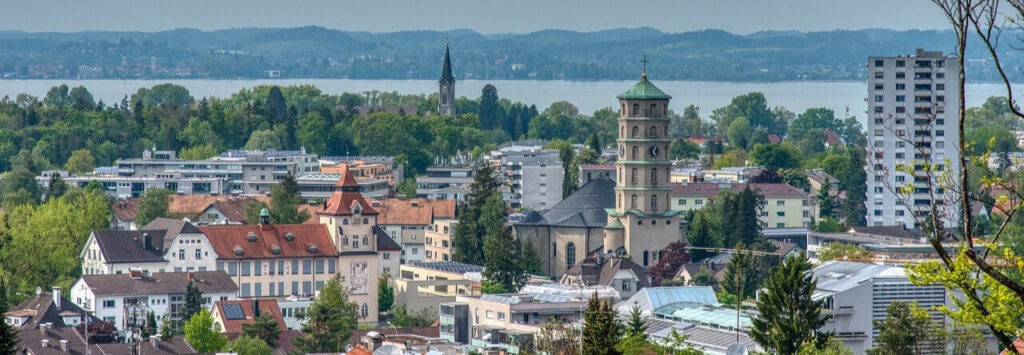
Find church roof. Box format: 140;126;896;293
319;164;379;216
617;74;671;100
515;178;615;228
439;43;455;84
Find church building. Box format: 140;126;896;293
438;43;456;117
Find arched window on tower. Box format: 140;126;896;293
566;242;577;267
649;126;657;138
643;251;650;266
631;126;639;138
343;219;349;225
361;303;369;318
631;146;638;160
632;104;640;116
622;104;626;115
650;168;658;187
630;195;638;209
631;168;638;186
650;104;657;117
651;195;658;211
620;125;624;137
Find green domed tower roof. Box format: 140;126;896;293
617;73;672;100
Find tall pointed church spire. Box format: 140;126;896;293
438;41;456;117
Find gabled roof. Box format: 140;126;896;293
372;198;457;225
92;230;168;263
5;292;95;330
112;198;138;222
212;299;286;336
204;197;271;224
167;194;220;215
515;179;615;228
143;218;203;248
565;256;652;290
80;271;238;296
617;75;671;100
374;226;402;252
198;223;336;260
319;164;378;216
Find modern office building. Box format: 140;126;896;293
113;149;320;195
866;49;961;228
496;148;563;210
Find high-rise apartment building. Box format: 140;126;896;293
866;49;961;228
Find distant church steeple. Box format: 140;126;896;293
438;42;456;117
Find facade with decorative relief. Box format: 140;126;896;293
603;71;686;263
316;164;381;324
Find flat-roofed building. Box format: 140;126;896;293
671;182;818;228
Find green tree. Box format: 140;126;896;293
690;266;719;289
751;254;828;355
798;336;853;355
241;313;280;347
179;144;219;160
452;163;501;265
182;281;204;323
648;241;692;286
520;239;544;276
183;309;227;353
244;129;281;151
615;333;660;355
44;84;71;107
867;302;935;355
479;84;502;130
711;149;748;169
565;147;600;196
0;297;17;354
136;188;172;226
817;243;872;262
1;166;42;206
159;317;175;340
726;117;752;150
142;311;157;338
750;143;802;171
297;111;329;154
389;305;436;327
535;318;580;355
396;178;418;198
292;276;359;353
269;174;309;224
483;212;525;293
624;303;647;338
670;139;702;160
224;336;273;355
583;293;621;355
65;149;96;174
378;274;394;314
45;174;68;201
688;212;722;261
244;200;269;226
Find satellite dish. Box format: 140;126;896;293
726;343;748;355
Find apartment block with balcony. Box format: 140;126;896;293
670;182;818;228
496;148;563;210
396;261;482;313
416;165;475;201
867;49;961;228
425;219;458;262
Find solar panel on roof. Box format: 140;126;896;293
222;304;245;320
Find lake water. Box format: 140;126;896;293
0;79;1015;126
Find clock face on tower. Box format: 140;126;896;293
647;145;661;158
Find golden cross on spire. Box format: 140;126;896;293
641;53;649;78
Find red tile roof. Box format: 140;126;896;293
320;164;378;216
767;134;782;145
371;198;457;225
213;299;287;336
823;129;843;147
167;195;220;215
112;198;138;222
671;182;808;198
197;223;335;260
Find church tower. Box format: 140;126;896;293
603;64;684;268
438;43;456;117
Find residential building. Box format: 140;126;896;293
561;255;651;300
603;72;687;275
805;169;839;197
295;173;390;199
316;164;382;323
513;179;615;277
39;169;226;199
425;219;457;262
438;43;456;117
111;198;138;230
670;182;819;228
70;271;238;331
210;298;288;339
496;147;563;210
867;48;961;228
372;198;458;264
375;226;402;276
579;164;616;185
809;261;997;354
319;156;404;191
6;289;197;354
691;167;764;183
80;218;218;275
165;194;270;225
199;218;338;299
395;262;483;313
114;148;319;195
416;164;475;200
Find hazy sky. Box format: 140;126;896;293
2;0;948;34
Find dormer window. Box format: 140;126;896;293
284;232;295;241
233;245;244;256
307;243;319;253
247;232;257;242
271;244;281;255
353;204;362;215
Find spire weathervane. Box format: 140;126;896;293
641;54;649;79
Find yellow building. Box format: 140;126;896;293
670;182;818;228
425;219;458;262
394;261;482;315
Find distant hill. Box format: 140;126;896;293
0;26;1015;81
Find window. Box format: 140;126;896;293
649;126;657;138
643;251;649;266
241;261;251;276
874;106;883;113
498;312;506;320
874;84;883;90
874;71;884;79
679;199;686;205
303;260;312;274
875;59;884;66
777;211;785;217
896;83;906;90
486;310;494;319
254;261;261;276
936;84;945;90
650;168;658;186
622;281;631;291
874;187;884;193
874;95;883;102
631;146;638;160
195;249;202;260
103;300;115;308
896;72;906;79
896;60;905;67
632;104;640;116
630;195;637;209
651;195;658;211
896;95;905;102
631;168;638;186
695;199;703;205
896;106;906;113
874;210;882;216
179;249;185;260
362;304;369;318
566;243;576;267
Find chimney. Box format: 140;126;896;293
143;233;152;250
150;335;160;350
39;323;48;335
41;339;49;348
52;287;61;310
253;299;260;318
59;339;69;352
187;272;195;282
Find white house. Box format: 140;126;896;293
80;218;219;275
70;271;237;333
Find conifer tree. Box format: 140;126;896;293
241;313;280;347
0;285;17;355
583;293;621;355
687;211;722;261
624;303;647;339
182;281;204;323
270;174;308;224
45;174;68;201
483;224;525;293
520;239;544;276
750;254;828;354
452;163;500;265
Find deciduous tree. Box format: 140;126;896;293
224;336;272;355
184;309;226;352
292;276;358;353
136;188;172;226
648;241;692;286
